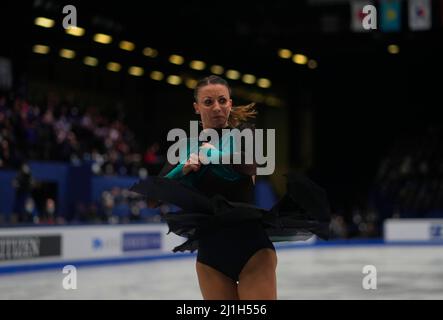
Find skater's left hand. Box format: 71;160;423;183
200;142;216;150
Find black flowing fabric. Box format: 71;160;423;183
129;172;331;253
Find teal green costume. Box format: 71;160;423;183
165;131;245;185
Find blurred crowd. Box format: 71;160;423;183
329;207;379;239
10;168;166;225
0;91;164;176
1;90;167;225
2;91;442;238
329;126;443;239
373;126;443;219
72;187;167;225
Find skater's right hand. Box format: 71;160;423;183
182;153;201;175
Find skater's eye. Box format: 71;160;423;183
218;97;227;105
203;99;213;106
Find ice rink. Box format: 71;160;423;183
1;244;443;300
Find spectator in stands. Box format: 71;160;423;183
12;163;35;223
0;91;153;178
372;126;443;219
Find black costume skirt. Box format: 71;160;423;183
129;172;331;253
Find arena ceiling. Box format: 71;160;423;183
4;0;442;80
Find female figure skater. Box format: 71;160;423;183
130;75;330;300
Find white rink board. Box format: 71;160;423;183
0;224;185;267
384;219;443;242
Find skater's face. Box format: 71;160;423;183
193;84;232;129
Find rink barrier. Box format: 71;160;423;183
384;218;443;242
0;224;185;274
2;221;443;274
2;238;443;274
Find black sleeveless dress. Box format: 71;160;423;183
129;126;331;281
